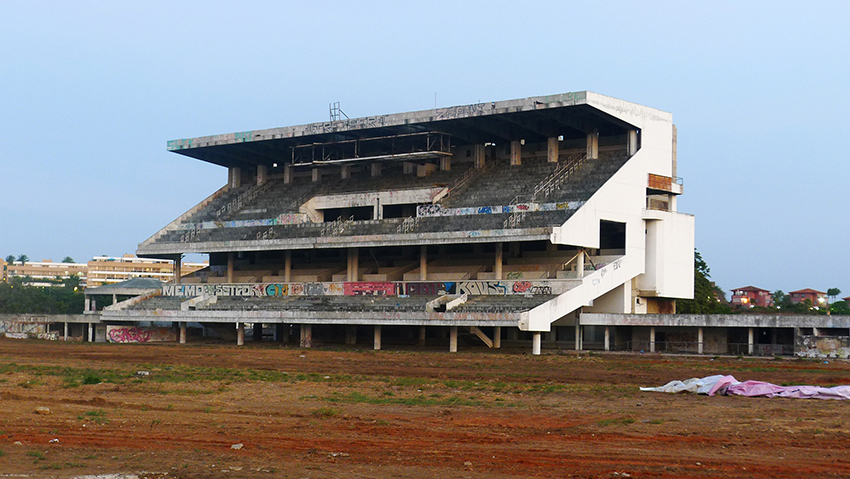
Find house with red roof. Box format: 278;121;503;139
731;286;773;308
789;288;827;308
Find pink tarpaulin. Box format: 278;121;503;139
643;375;850;400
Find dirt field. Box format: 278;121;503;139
0;340;847;478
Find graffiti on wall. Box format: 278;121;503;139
178;213;310;232
417;201;583;218
436;103;488;120
106;326;177;343
163;280;566;298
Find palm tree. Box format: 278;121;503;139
16;254;29;264
62;256;75;264
4;255;14;264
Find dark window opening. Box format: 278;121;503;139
322;206;373;222
382;204;418;219
600;220;626;250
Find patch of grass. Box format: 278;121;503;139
27;450;46;461
82;372;102;385
202;407;212;413
77;410;108;425
312;407;340;418
596;417;636;427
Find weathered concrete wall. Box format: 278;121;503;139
582;313;850;329
796;335;850;359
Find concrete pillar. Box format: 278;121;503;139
698;327;704;354
494;242;503;280
440;156;451;171
449;326;458;353
371;162;382;177
587;131;599;160
418;326;426;346
347;248;359;281
173;255;182;284
64;322;69;341
346;326;357;345
180;322;187;344
257;164;267;185
85;297;90;311
510;140;521;166
374;325;382;351
341;165;351;179
576;250;585;278
236;323;244;346
628;130;638;156
300;324;312;348
419;245;428;281
91;298;96;311
604;326;610;351
473;144;486;169
493;326;501;349
229;167;242;188
575;322;581;351
373;199;381;220
650;327;656;353
284;164;292;184
547;137;559;163
253;323;263;342
227;253;234;283
112;294;117;305
748;327;754;355
403;162;414;174
312;168;320;182
88;323;93;342
284;251;292;282
812;327;819;337
532;332;541;355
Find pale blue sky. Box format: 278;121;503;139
1;1;848;296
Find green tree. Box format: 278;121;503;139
827;287;841;304
677;250;729;314
4;255;14;264
61;256;75;264
832;300;850;315
16;254;29;264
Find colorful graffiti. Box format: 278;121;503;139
417;201;583;218
163;280;567;298
106;326;177;343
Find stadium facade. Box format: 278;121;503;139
100;91;696;353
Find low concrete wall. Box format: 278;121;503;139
796;335;850;359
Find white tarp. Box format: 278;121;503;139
641;375;850;400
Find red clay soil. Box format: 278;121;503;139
0;340;847;478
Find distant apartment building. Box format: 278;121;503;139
86;254;207;287
3;259;88;287
789;288;827;307
731;286;773;308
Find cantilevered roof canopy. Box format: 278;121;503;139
166;91;638;169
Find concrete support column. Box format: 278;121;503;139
340;165;351;180
371;163;382;177
440;156;451;171
473;144;486;169
698;327;704;354
532;332;542;355
229;167;242;188
236;323;244;346
449;326;458;353
418;326;426;346
312;168;320;182
88;323;93;342
587;131;599;160
347;248;359;281
628;130;639;156
748;327;754;355
403;162;414;174
300;324;312;348
576;250;585;278
112;294;118;305
257;164;267;185
64;322;69;341
575;323;581;351
650;327;656;353
494;242;503;280
85;297;90;312
493;326;501;349
510;140;522;166
284;164;292;184
173;255;182;284
253;323;263;342
91;298;96;312
373;200;381;220
373;325;382;351
812;327;819;337
419;245;428;281
604;326;610;351
547;137;559;163
180;322;187;344
345;326;357;345
227;253;235;283
284;251;292;282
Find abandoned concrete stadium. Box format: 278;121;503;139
21;91;848;357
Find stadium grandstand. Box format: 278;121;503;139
101;91;694;354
